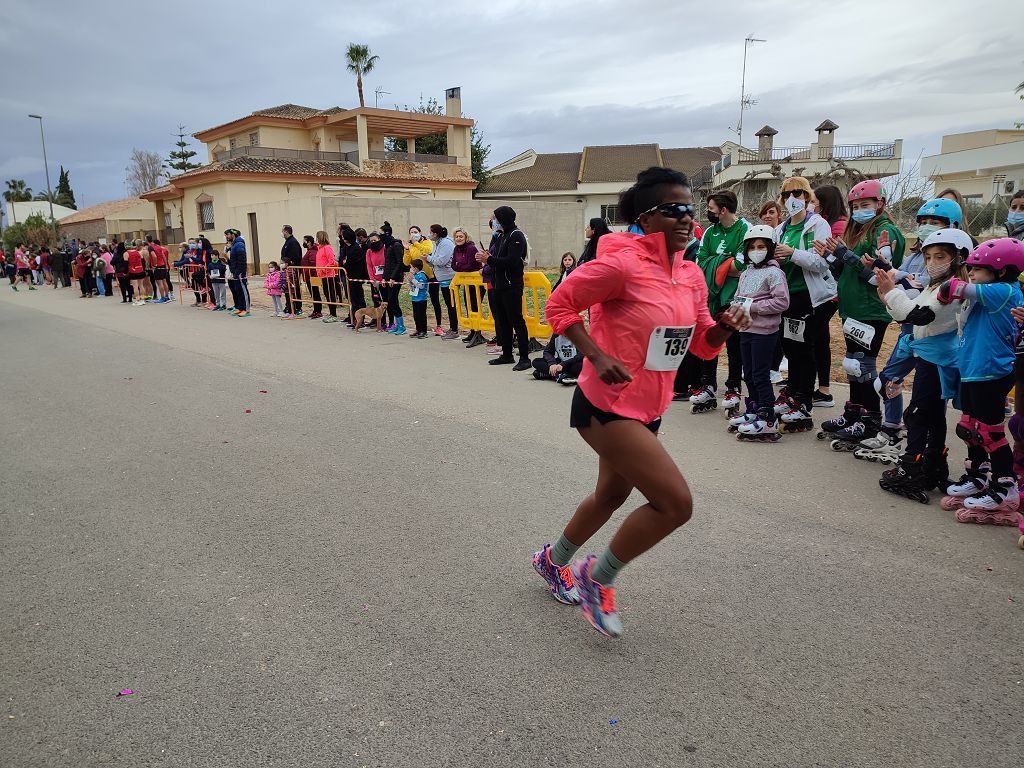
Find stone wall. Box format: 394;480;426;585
360;159;473;182
60;219;106;244
320;198;584;269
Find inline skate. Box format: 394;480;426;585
955;476;1022;526
727;398;758;433
830;412;879;453
923;448;950;492
772;388;792;417
737;408;780;443
817;400;860;440
940;460;990;511
878;453;930;504
689;384;717;414
778;402;814;433
721;388;742;419
854;424;903;464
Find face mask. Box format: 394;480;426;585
1008;212;1024;227
489;219;500;232
785;196;806;215
410;233;421;242
748;249;768;264
926;261;951;280
369;241;383;251
851;208;876;224
706;210;720;226
916;224;940;242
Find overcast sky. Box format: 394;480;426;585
2;0;1020;209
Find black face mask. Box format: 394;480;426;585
369;241;384;252
707;210;720;226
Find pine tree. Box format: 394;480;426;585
165;125;203;174
55;166;76;209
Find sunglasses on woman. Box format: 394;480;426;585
641;202;696;220
781;189;806;199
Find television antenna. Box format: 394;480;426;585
728;35;766;148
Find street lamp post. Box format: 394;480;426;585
28;114;56;236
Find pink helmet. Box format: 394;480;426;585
966;238;1024;273
848;179;887;203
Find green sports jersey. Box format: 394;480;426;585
779;221;808;294
696;218;749;315
836;216;905;322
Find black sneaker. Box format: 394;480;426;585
812;390;835;408
489;356;514;365
512;358;532;372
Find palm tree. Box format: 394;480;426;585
34;190;58;203
345;44;379;108
3;179;33;203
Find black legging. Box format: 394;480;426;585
323;275;339;317
385;283;403;323
349;279;366;320
903;358;946;457
307;280;322;314
779;289;817;410
844;318;890;414
285;271;302;314
442;284;458;332
491;286;528;358
814;300;838;389
427;281;443;327
116;273;133;301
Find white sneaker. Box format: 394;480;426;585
778;356;789;373
770;370;782;384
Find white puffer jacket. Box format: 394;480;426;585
882;283;959;339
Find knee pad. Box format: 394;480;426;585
842;355;863;379
956;414;982;446
977;421;1009;454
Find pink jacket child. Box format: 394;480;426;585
733;258;789;335
264;268;284;296
545;231;724;423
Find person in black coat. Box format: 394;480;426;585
479;205;530;369
381;230;406;332
281;224;303;315
340;226;366;323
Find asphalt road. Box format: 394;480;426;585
1;288;1022;768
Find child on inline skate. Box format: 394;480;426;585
771;177;837;430
859;197;965;463
728;225;790;442
937;237;1024;525
816;180;905;452
675;191;749;414
873;229;972;502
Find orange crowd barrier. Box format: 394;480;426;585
283;265;350;319
176;264;210;305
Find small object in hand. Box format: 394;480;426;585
117;689;134;697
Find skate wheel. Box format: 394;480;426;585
816;432;827;440
941;496;963;511
1018;534;1024;550
913;492;930;504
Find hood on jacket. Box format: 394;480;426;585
494;206;517;232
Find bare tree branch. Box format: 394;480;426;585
127;149;163;196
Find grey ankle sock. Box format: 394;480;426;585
590;547;626;586
549;534;579;567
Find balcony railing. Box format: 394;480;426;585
733;142;897;164
368;150;457;165
213;145;360;164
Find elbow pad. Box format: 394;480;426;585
904;305;936;325
937;278;967;305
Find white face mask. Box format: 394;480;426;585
748;249;769;264
785;196;806;215
926;261;951;280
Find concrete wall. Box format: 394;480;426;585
321;198;584;269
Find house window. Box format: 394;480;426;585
197;200;215;231
229;137;237;150
600;204;625;225
163;212;172;228
249;132;259;147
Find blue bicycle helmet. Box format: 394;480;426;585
916;198;963;228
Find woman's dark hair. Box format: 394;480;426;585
340;226;356;246
429;224;448;238
354;228;368;238
579;218;613;263
1011;190;1024;205
618;166;691;224
560;251;577;275
269;261;280;270
813;185;847;226
742;237;777;265
303;235;316;248
409;225;421;233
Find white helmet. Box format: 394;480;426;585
743;224;777;244
923;228;973;256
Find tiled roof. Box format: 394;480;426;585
58;197;149;224
482;152;582;193
485;144;723;193
252;104;335;120
660;147;723;177
579;144;663;183
171;155;362;180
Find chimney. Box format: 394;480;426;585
445;87;462;118
755;125;778;158
815;119;839;159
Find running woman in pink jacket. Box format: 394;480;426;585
534;167;750;637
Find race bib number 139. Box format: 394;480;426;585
645;326;695;371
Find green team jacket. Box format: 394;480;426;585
696;218;749;316
835;215;905;323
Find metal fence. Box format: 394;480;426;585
214;146;360;164
733;143;897;164
368;150;457;164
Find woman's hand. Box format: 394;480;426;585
825;236;844;253
874;267;896;299
476;252;489;264
1011;307;1024;325
812;240;829;256
775;244;794;259
720;303;752;332
591;352;633;384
